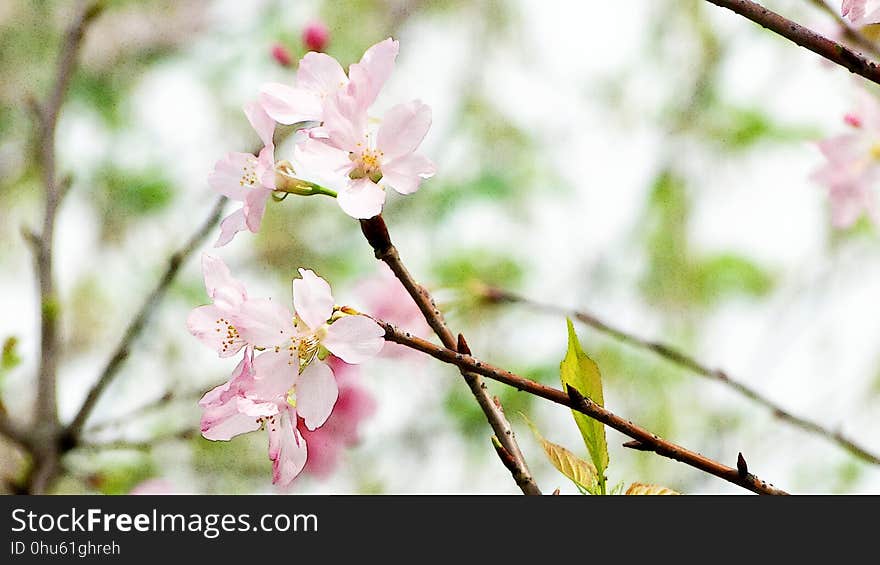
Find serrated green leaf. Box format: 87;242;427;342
560;319;609;494
625;482;680;495
522;415;597;494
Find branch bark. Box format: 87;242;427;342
477;285;880;466
379;320;788;495
25;0;103;494
703;0;880;86
360;216;541;495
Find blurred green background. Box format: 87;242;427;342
1;0;878;494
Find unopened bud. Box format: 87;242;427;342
302;20;330;52
844;113;862;128
271;43;293;67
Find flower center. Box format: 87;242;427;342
239;156;259;187
349;148;384;183
214;317;242;353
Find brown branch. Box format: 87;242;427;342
477;285;880;466
379;320;789;495
25;0;103;494
359;216;541;495
703;0;880;85
0;415;30;451
64;196;227;443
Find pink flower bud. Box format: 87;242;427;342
302;20;330;52
844;113;863;128
271;43;293;67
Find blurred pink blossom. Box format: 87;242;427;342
812;89;880;228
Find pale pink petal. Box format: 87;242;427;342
201;254;247;310
201;400;266;441
337;178;386;219
268;409;308;486
347;38;399;111
322;315;385;364
292;269;335;331
256;145;277;190
381;153;435;195
252;350;298;400
258;82;323;125
244;101;276;149
235;298;296;347
296;361;338;431
244;187;273;232
208;152;259;201
321;92;368;151
377;100;432;160
296;52;348;96
292;138;353;183
215;208;247;247
187;304;246;357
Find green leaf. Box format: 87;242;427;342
560;319;609;494
1;337;21;372
522;415;598;494
625;482;680;495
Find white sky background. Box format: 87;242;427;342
1;0;879;494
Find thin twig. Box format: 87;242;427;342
703;0;880;85
359;216;541;495
476;285;880;466
64;196;227;443
379;320;788;495
25;0;103;494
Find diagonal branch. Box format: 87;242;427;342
360;216;541;495
703;0;880;85
379;320;789;495
476;285;880;466
64;196;227;443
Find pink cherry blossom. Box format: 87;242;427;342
302;20;330;52
354;263;430;358
812;89;880;228
298;356;376;478
209;102;276;247
259;38;398;127
198;347;309;486
842;0;880;26
296;95;436;218
186;254;249;358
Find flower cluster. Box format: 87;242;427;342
187;254;384;486
812;88;880;228
209;38;435;246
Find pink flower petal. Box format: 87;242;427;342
381;153;435;195
215;208;248;247
337;178;386;219
268;409;308;487
244;187;273;233
235;298;296;348
244;101;276;149
201;254;247;310
377;100;432;161
323;315;385;364
258;82;323;125
187;304;246;358
296;51;348;97
292;269;335;331
252;350;298;400
347;38;399;111
296;361;338;431
209;152;261;201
